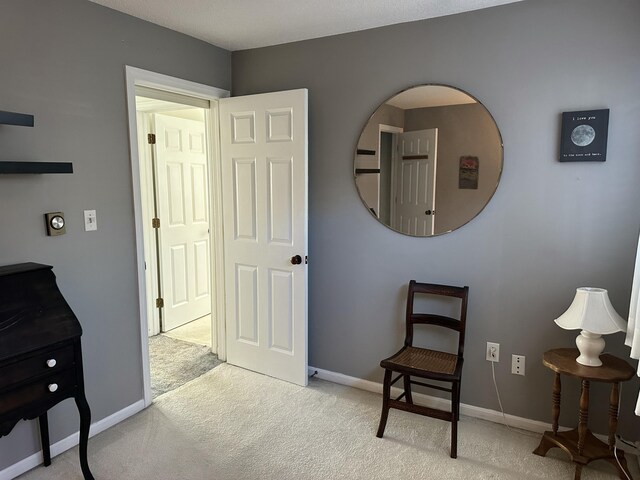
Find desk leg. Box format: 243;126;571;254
552;373;561;435
38;413;51;467
75;393;95;480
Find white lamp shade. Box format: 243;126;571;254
554;287;626;334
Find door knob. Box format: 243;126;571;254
290;255;302;265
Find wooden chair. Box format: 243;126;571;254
376;280;469;458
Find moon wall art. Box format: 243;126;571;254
559;109;609;162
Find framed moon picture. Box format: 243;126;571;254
559;109;609;162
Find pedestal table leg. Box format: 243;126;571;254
577;379;589;455
533;372;563;457
552;372;561;435
608;382;619;450
572;379;590;480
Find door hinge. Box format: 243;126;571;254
152;218;160;229
305;255;308;264
156;297;164;308
147;133;156;144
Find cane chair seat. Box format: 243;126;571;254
381;346;459;376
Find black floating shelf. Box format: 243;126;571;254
355;168;380;174
356;149;376;156
0;110;34;127
0;162;73;174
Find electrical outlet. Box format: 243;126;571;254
512;354;525;375
486;342;500;362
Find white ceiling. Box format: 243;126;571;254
387;85;477;109
89;0;523;51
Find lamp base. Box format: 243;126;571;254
575;330;605;367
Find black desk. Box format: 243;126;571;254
0;263;94;480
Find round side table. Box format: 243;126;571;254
533;348;635;479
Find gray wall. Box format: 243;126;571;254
0;0;230;470
233;0;640;439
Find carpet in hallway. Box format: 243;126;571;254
149;334;221;398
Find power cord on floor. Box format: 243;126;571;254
490;361;540;439
613;384;634;480
613;441;632;480
490;360;512;431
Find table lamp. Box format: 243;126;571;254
554;287;626;367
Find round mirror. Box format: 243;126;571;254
354;84;503;236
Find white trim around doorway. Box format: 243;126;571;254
124;66;230;406
378;124;403;229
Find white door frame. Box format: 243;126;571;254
125;66;230;406
134;111;161;337
378;124;403;228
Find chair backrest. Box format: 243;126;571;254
404;280;469;358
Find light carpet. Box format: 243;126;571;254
162;316;211;346
149;334;221;398
18;364;639;479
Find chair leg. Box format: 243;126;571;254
376;369;392;438
403;374;413;404
451;381;459;459
457;374;462;422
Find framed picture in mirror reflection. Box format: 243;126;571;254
459;156;479;189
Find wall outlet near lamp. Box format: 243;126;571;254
512;354;525;375
486;342;500;362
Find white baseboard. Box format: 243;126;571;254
308;366;554;434
309;366;640;455
0;399;145;480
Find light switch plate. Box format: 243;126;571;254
84;210;97;231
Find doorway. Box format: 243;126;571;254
126;67;310;407
135;88;221;399
125;67;230;406
135;93;212;335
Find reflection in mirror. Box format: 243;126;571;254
354;85;503;236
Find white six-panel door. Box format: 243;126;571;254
219;89;308;386
154;113;211;331
393;129;438;236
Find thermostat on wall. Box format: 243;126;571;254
44;212;66;236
